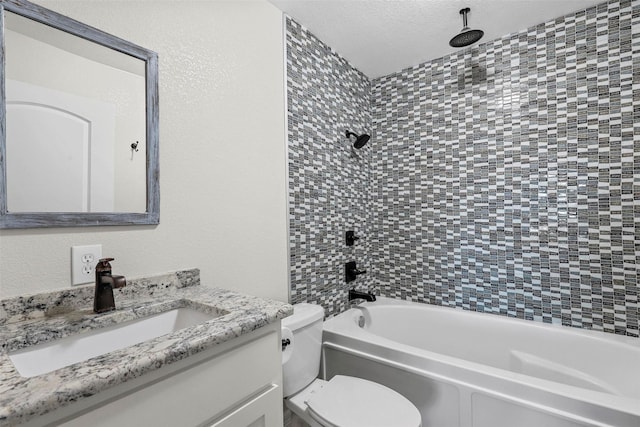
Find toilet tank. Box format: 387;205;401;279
282;303;324;397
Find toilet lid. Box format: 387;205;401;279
306;375;422;427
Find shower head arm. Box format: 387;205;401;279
345;130;358;139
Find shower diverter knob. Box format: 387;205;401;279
346;230;360;246
345;261;366;283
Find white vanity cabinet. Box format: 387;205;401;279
28;322;283;427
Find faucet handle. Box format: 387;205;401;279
96;258;116;276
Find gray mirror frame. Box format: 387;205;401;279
0;0;159;229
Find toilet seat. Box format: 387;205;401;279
305;375;422;427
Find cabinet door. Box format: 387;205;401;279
209;385;282;427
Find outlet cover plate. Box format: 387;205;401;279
71;245;102;285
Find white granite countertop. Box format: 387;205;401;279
0;269;292;426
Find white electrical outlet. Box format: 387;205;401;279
71;244;102;285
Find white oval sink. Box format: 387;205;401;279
9;307;217;378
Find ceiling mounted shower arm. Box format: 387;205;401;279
460;7;470;29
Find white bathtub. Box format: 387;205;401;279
321;297;640;427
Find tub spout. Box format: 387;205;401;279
348;288;376;303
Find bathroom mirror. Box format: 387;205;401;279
0;0;159;228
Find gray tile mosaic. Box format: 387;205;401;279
371;0;639;337
286;18;373;317
287;0;640;337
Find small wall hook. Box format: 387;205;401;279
131;141;139;152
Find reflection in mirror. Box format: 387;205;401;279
5;11;146;213
0;0;159;228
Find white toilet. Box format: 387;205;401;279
282;303;422;427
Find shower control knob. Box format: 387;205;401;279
346;230;360;246
345;261;366;283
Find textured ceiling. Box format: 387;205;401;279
268;0;606;78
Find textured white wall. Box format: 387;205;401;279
0;0;289;302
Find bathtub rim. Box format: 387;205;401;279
337;296;640;346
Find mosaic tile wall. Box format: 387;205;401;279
371;0;640;336
286;18;373;317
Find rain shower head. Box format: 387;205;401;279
346;130;370;149
449;8;484;48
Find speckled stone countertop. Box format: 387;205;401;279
0;269;292;426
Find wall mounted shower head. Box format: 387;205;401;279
346;130;370;149
449;8;484;48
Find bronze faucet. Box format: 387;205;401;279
94;258;126;313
